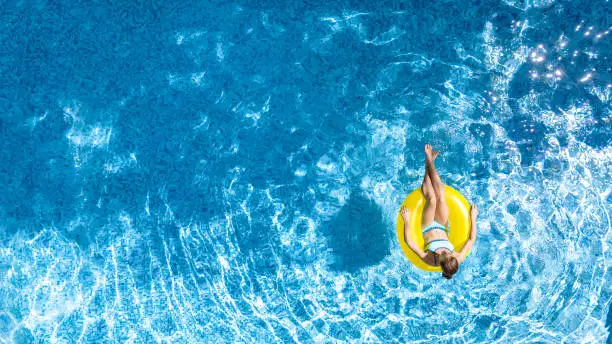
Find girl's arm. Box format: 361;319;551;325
457;203;478;263
401;207;428;261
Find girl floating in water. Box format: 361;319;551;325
400;144;478;279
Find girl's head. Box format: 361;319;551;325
439;253;459;279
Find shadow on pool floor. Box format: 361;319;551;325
323;189;390;273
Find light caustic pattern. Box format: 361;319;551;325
0;1;611;343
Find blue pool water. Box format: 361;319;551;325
1;0;611;342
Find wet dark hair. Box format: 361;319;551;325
439;253;459;279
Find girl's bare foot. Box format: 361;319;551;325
424;144;439;162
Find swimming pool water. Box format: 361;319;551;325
0;0;611;342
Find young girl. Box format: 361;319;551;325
401;144;478;279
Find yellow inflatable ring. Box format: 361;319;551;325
397;185;471;272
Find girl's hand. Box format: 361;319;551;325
400;206;410;220
470;203;478;218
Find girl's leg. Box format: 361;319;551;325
421;171;437;228
424;144;449;225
